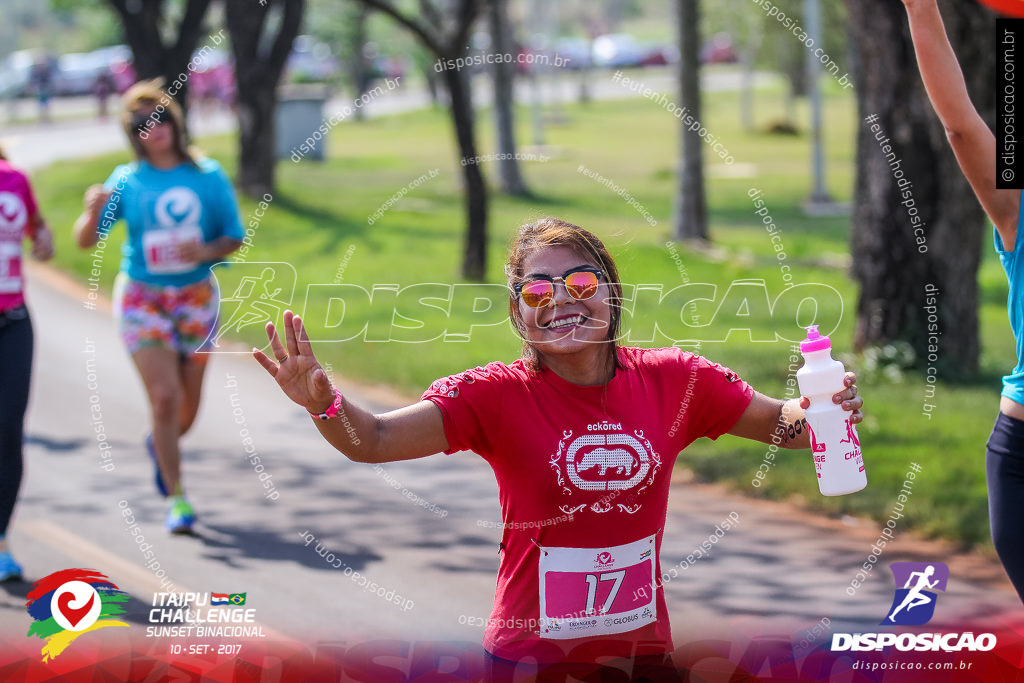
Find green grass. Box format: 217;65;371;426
33;82;1009;549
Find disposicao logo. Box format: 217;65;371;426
25;569;130;661
883;561;948;626
831;561;996;653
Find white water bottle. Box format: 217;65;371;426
796;325;866;496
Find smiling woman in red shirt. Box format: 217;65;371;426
254;217;863;679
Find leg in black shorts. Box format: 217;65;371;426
986;411;1024;603
0;307;32;536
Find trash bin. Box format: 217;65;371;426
276;84;330;161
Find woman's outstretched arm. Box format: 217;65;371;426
253;310;450;464
728;373;862;449
903;0;1021;243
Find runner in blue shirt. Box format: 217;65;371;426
903;0;1024;601
73;79;244;534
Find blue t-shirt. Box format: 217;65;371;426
995;198;1024;405
99;158;244;286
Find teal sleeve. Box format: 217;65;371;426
212;167;245;241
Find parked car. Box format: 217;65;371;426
553;37;593;70
701;32;739;64
0;50;37;98
592;34;646;68
55;52;110;96
641;43;678;67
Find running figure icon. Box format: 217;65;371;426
886;565;939;622
212;266;290;345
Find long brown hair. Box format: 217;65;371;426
505;217;624;372
120;78;197;165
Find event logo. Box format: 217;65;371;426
25;569;129;662
0;192;27;234
882;562;948;626
155;187;202;227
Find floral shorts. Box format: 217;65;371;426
113;273;219;357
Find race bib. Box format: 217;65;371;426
0;242;22;294
143;224;202;274
538;534;657;639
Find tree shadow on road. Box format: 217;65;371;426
187;522;385;573
24;434;90;452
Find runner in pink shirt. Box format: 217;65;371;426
254;217;864;679
0;147;54;582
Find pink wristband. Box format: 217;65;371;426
308;389;344;420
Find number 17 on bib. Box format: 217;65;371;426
537;535;657;639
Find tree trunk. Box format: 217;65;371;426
443;66;489;280
350;5;370;122
489;0;528;196
846;0;993;376
739;47;756;133
739;11;764;133
224;0;305;198
354;0;485;277
108;0;213;111
674;0;707;241
234;85;277;197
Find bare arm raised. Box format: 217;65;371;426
253;310;450;464
903;0;1020;244
73;184;108;249
728;374;862;449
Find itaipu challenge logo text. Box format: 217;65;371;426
25;569;130;661
147;591;265;638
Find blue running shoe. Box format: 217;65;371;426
0;552;23;582
165;497;196;535
145;433;169;497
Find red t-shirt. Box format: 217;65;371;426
0;160;40;311
421;345;753;663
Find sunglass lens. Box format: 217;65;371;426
565;271;598;300
521;280;554;307
133;109;172;133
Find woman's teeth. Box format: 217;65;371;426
548;315;584;329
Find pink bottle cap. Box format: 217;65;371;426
800;325;832;353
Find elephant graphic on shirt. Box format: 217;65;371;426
578;448;635;476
